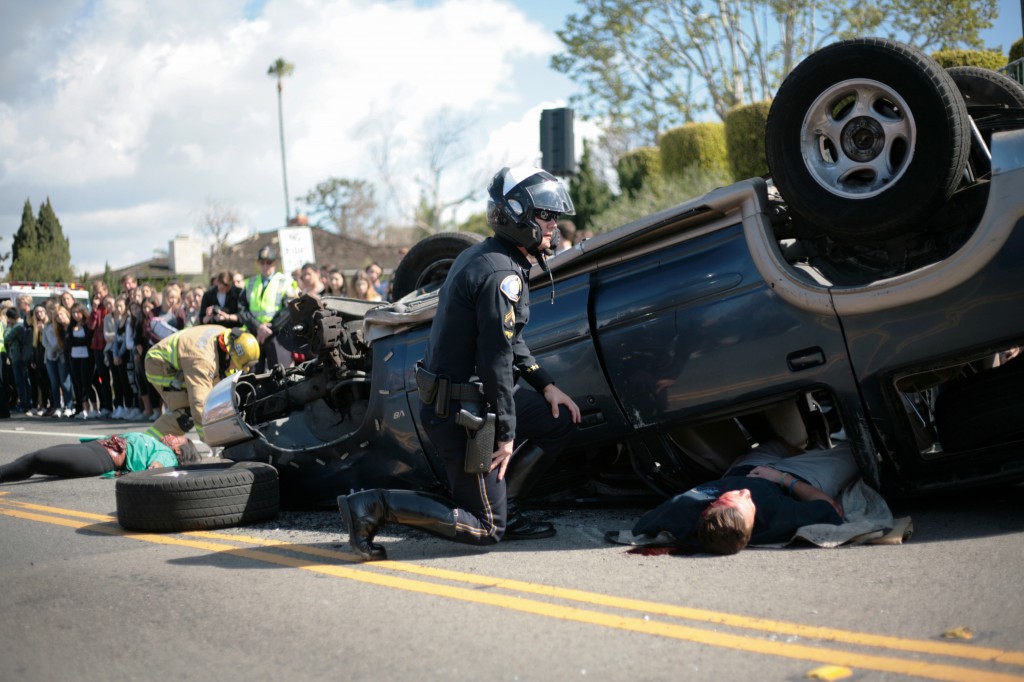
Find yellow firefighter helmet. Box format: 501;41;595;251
223;328;260;372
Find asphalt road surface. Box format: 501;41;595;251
2;417;1023;682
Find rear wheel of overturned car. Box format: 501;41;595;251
947;66;1024;109
765;38;970;242
116;461;280;532
947;65;1024;163
391;232;484;300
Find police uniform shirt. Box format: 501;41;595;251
423;236;554;443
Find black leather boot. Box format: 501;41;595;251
502;444;556;540
338;489;458;561
338;490;388;561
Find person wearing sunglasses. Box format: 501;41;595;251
237;245;298;372
338;166;582;560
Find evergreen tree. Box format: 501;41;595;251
12;199;37;263
9;198;74;281
568;140;613;234
37;199;73;279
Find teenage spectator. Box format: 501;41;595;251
182;287;199;328
352;270;382;302
120;273;138;298
66;303;95;419
132;298;159;421
27;305;52;416
365;262;387;298
555;219;576;254
233;271;245;289
200;271;243;326
106;296;133;419
159;283;187;331
324;268;347;297
298;262;326;297
86;283;113;418
44;304;75;417
59;290;76;314
15;294;33;322
3;307;33;413
186;286;205;327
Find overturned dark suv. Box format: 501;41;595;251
203;39;1024;508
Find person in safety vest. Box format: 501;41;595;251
237;244;298;372
144;326;259;441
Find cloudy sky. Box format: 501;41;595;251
1;0;1021;277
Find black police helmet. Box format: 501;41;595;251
486;167;575;254
257;245;277;262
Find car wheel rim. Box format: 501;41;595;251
800;78;916;199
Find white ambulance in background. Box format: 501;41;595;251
0;281;91;310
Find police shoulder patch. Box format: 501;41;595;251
499;274;522;302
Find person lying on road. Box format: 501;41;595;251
0;432;200;483
627;441;861;554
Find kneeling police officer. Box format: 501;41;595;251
338;166;581;560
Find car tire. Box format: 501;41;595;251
947;66;1024;109
934;358;1024;451
115;461;280;532
391;232;484;300
765;38;970;242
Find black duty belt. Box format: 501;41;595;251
415;363;484;419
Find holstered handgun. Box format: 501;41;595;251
456;400;496;474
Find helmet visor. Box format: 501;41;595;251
523;178;575;215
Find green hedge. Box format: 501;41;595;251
724;100;771;181
616;147;662;198
1010;38;1023;63
659;122;728;179
931;49;1007;70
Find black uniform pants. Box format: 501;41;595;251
420;388;575;545
0;441;114;483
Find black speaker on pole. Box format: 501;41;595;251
540;108;576;176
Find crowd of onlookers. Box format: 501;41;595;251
0;260;395;421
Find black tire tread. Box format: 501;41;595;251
947;66;1024;109
391;232;483;300
116;461;279;532
766;37;970;241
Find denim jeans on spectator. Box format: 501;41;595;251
45;357;74;409
11;360;32;410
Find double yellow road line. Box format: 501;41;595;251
2;493;1022;682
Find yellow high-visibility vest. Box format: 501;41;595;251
245;272;294;324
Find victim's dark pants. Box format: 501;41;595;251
0;441;114;483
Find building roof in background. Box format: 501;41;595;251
96;226;414;286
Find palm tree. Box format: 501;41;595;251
267;57;295;225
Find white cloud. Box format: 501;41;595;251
0;0;575;276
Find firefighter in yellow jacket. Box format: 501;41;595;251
145;325;259;441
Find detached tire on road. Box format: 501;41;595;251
116;461;280;532
765;38;970;242
391;232;483;300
